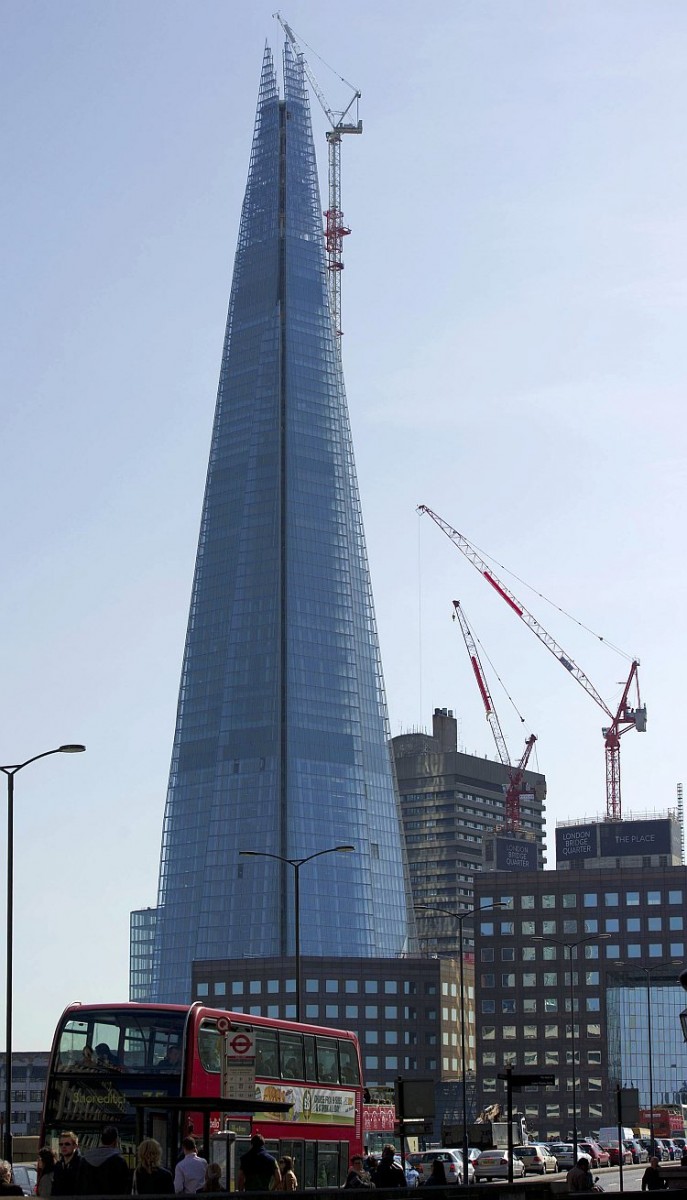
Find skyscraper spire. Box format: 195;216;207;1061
150;43;411;1002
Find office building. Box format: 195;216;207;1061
143;42;411;1003
392;707;547;957
473;853;687;1141
0;1052;49;1138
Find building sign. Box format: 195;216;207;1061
555;824;597;860
363;1104;395;1134
495;837;538;872
599;819;673;858
254;1082;355;1125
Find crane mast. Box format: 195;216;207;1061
420;504;646;820
275;13;362;343
453;600;536;831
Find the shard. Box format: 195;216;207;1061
150;43;410;1002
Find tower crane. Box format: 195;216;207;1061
452;600;537;832
275;13;362;342
419;505;647;821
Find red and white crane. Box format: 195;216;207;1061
453;599;537;832
419;504;646;821
275;13;362;343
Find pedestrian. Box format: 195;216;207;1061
278;1157;298;1192
363;1156;378;1185
238;1134;281;1192
567;1158;596;1192
198;1164;223;1193
373;1146;405;1188
174;1138;209;1195
343;1156;373;1189
642;1157;668;1191
405;1162;419;1188
133;1139;175;1195
421;1161;447;1187
37;1148;56;1198
0;1163;23;1197
52;1132;84;1196
80;1126;131;1195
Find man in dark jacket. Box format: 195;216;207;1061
373;1145;406;1188
79;1126;131;1195
238;1134;281;1192
52;1132;84;1196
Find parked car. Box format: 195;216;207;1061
474;1150;526;1181
513;1144;558;1174
656;1138;680;1161
578;1140;611;1168
624;1139;648;1164
10;1166;37;1197
640;1138;669;1161
653;1137;677;1156
548;1144;577;1171
415;1149;465;1185
466;1148;482;1169
599;1141;633;1166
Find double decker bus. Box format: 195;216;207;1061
41;1002;363;1187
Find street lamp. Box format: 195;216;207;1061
533;932;610;1153
416;901;505;1184
239;846;355;1021
1;744;85;1162
638;961;682;1157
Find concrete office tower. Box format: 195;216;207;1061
149;44;410;1002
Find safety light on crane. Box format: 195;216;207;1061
452;600;537;832
274;13;362;343
419;504;646;821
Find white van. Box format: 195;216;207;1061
597;1126;634;1144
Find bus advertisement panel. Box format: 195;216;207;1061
41;1003;364;1188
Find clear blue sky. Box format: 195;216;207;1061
2;0;685;1048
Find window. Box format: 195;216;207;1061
563;920;578;934
542;895;555;908
627;917;641;932
563;894;577;908
482;1027;496;1040
648;917;662;932
585;971;599;985
384;1006;398;1019
522;946;536;961
197;983;209;997
500;921;515;935
305;979;318;993
364;980;378;993
482;1000;496;1014
626;891;640;906
543;946;557;961
627;944;641;958
648;891;661;905
586;998;600;1011
231;981;244;995
671;943;685;956
523;999;537;1013
501;974;515;987
482;1051;496;1065
543;921;556;935
305;1004;318;1019
544;1025;558;1039
521;896;535;909
384;980;398;994
523;1025;537;1039
502;999;516;1014
583;893;598;907
544;997;558;1012
481;974;495;988
481;948;495;962
501;948;515;961
649;944;663;958
584;918;598;933
325;1005;338;1019
523;973;536;987
670;916;684;930
543;973;557;986
521;921;536;936
605;944;620;958
384;1031;398;1045
214;982;226;996
365;1055;378;1070
587;1023;601;1037
503;1026;516;1039
345;980;358;993
669;890;683;904
545;1050;559;1064
365;1005;378;1018
481;922;494;935
605;918;619;932
345;1005;358;1018
605;892;619;906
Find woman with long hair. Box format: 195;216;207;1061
133;1139;174;1195
37;1149;56;1198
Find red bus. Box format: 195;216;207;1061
41;1002;364;1187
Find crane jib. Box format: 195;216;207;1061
483;571;523;617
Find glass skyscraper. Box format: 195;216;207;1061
149;43;411;1002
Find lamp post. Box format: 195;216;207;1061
533;932;609;1153
416;901;505;1184
1;744;86;1162
239;846;355;1021
639;961;682;1157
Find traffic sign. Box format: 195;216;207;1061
217;1017;230;1034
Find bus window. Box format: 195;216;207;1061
338;1040;360;1086
279;1033;303;1081
255;1029;278;1079
316;1036;338;1084
316;1142;340;1186
303;1035;317;1083
198;1020;221;1074
54;1010;185;1075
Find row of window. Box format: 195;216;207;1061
482;1023;601;1039
196;978;437;996
480;944;684;962
480;889;683;908
482;1049;600;1064
198;1020;360;1086
481;916;683;937
482;998;599;1013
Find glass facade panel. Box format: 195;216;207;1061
149;44;411;999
